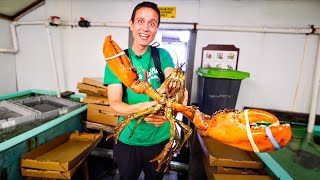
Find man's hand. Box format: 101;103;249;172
145;114;168;127
140;101;168;127
144;89;188;127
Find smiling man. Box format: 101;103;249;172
103;1;176;180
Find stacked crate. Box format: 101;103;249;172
77;78;118;126
197;133;276;180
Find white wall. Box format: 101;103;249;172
15;0;130;92
0;19;17;94
194;0;320;114
1;0;320;115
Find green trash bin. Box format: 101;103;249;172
197;68;250;115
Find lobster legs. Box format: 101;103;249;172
150;108;193;172
105;101;193;171
106;104;164;142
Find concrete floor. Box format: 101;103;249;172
84;130;204;180
86;154;189;180
110;170;183;180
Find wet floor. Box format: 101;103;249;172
84;130;191;180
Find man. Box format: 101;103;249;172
104;1;175;179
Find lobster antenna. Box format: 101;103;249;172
181;62;187;69
170;50;179;67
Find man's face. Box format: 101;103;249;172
130;7;159;48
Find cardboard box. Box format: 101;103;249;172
202;152;272;180
204;158;260;175
88;104;115;114
87;103;118;126
82;77;107;90
87;109;118;126
77;83;108;97
213;174;275;180
85;121;115;133
21;131;102;172
198;133;263;169
215;166;259;175
21;154;86;179
84;95;109;105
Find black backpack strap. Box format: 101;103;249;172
124;49;129;58
122;49;129;99
151;46;164;83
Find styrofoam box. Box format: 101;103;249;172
0;100;38;129
12;95;82;119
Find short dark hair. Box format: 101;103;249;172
131;1;161;27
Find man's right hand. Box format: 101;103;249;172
145;114;168;127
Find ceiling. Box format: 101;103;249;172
0;0;44;21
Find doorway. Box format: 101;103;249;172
155;29;196;106
128;28;197;105
156;28;197;165
128;27;198;167
155;29;190;70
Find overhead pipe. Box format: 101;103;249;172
16;21;46;25
2;21;320;54
0;21;51;53
89;22;128;28
197;25;317;35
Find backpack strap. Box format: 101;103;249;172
123;49;130;99
150;46;165;83
124;49;129;58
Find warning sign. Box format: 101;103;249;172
158;6;176;18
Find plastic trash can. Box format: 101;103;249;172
197;68;250;115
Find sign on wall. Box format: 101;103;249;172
158;6;176;18
201;44;239;70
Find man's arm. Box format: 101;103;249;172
108;67;187;127
164;67;175;78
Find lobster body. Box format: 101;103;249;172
103;35;292;171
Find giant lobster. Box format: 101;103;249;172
103;35;292;171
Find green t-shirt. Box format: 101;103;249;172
104;46;174;146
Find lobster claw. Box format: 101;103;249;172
103;35;162;100
103;35;138;88
201;109;292;152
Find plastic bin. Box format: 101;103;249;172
12;95;82;119
197;68;250;115
0;100;38;129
